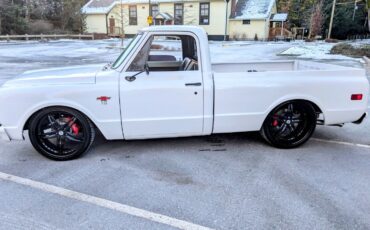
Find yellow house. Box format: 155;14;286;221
82;0;284;41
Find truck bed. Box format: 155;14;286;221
212;60;356;73
211;60;368;134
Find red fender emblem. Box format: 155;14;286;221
97;96;111;105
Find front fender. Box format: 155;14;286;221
0;84;123;141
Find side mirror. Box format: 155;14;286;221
144;63;150;75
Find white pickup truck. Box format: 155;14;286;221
0;26;368;160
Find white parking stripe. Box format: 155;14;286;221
0;172;214;230
312;138;370;150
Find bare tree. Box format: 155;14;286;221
309;0;324;39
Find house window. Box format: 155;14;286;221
199;3;210;25
242;20;250;25
174;3;183;25
129;5;137;25
151;4;159;17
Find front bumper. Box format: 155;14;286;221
0;125;11;141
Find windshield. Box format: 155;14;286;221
112;34;142;69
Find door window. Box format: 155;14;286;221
127;35;199;72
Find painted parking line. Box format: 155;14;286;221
312;138;370;150
0;172;214;230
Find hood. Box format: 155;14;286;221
3;64;103;87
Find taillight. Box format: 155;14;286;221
351;94;363;101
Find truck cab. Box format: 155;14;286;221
111;26;215;139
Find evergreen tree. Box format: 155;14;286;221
0;0;28;34
0;0;88;35
323;0;368;39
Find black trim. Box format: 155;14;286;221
124;34;137;38
185;82;202;86
353;113;367;124
207;35;228;41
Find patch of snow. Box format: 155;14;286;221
271;13;288;22
280;43;357;60
82;0;117;14
234;0;275;20
350;39;370;48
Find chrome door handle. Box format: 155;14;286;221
125;76;136;82
185;82;202;87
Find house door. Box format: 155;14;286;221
109;18;115;34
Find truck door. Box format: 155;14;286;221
120;33;204;139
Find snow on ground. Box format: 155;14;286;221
0;38;367;86
350;39;370;48
280;42;357;60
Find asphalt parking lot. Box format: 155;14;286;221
1;40;370;229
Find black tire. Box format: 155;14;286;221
29;107;95;160
260;101;317;148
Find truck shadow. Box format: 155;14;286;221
90;131;266;159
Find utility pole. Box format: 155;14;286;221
327;0;336;39
224;0;230;41
0;10;2;35
149;0;151;17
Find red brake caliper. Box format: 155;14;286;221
65;117;80;135
71;123;80;135
272;115;279;127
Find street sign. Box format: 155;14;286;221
147;16;153;25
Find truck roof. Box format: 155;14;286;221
140;25;207;36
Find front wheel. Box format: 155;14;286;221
260;101;317;148
29;107;95;160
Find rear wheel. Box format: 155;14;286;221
260;101;317;148
29;107;95;160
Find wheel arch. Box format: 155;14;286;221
261;98;324;128
23;105;100;133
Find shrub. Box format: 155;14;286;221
241;33;247;41
331;43;370;58
27;20;54;34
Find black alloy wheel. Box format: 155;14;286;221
260;101;317;148
29;107;95;160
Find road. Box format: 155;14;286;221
0;39;369;230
